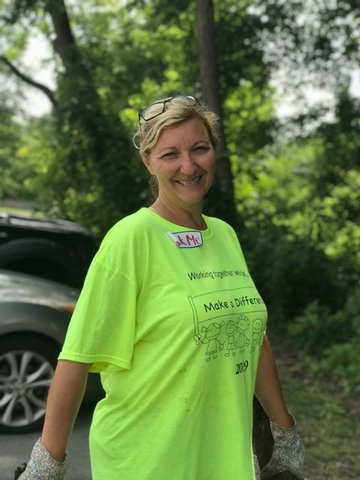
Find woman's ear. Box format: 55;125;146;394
140;152;154;175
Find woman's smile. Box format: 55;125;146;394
174;175;203;187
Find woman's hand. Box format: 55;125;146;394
15;438;67;480
261;416;305;480
14;360;91;480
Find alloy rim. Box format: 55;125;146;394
0;350;54;428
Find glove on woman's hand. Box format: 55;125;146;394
16;438;67;480
254;454;261;480
261;416;304;480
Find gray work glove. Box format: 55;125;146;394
15;438;67;480
254;454;261;480
261;415;305;480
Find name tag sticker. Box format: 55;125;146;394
167;231;203;248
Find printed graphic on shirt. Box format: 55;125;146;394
188;287;266;362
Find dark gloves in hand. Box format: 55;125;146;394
261;415;305;480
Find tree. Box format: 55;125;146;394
195;0;233;196
1;0;148;233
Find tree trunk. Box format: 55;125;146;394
195;0;234;202
44;0;103;122
45;0;78;69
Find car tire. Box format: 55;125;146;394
0;238;82;287
0;334;59;434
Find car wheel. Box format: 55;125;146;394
0;238;83;287
0;334;58;434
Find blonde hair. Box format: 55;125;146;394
134;96;219;158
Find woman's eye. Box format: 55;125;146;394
194;146;210;153
161;151;177;159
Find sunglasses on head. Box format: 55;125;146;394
138;95;197;122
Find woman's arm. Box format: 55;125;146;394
255;335;305;479
255;335;293;428
41;360;91;462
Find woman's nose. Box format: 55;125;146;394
180;152;196;174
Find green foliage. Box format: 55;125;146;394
287;290;360;382
242;223;341;326
232;91;359;382
0;97;34;200
236;128;359;298
215;0;270;92
225;81;275;161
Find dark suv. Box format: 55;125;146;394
0;213;99;287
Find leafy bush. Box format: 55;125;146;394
242;223;342;326
287;290;360;382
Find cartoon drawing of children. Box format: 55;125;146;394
250;318;264;352
225;319;237;357
201;322;224;361
237;314;250;354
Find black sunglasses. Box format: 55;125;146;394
138;95;197;122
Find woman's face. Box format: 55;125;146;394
142;117;216;210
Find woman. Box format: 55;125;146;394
17;95;304;480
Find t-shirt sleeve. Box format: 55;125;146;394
59;258;137;373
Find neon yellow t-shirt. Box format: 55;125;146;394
59;208;267;480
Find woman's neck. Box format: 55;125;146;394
149;201;207;230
